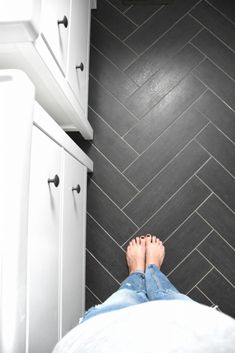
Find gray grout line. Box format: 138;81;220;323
86;248;121;285
91;16;139;56
86;285;102;304
163;191;213;244
124;26;204;87
196;248;235;288
123;0;203;58
121;156;212;248
90;143;140;192
123;4;165;42
122;55;207;129
193;286;216;305
89;73;139;123
189;13;235;54
87;211;128;253
205;0;235;26
89;179;140;229
88;105;140;158
123;5;134;15
102;0;139;27
195;138;235;178
194;107;235;145
192;72;235;113
186;266;214;294
90;43;139;87
121;121;211;210
121;88;208;175
122;43;206;114
195;174;235;214
190;41;235;83
166;229;214;277
122;62;207;142
196;211;235;253
208;121;235;146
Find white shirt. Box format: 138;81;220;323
53;300;235;353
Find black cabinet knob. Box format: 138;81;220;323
48;175;60;187
76;63;84;71
58;16;68;28
72;184;81;194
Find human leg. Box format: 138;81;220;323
81;237;148;323
145;235;192;301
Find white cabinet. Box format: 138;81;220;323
0;0;93;139
61;151;87;337
27;111;91;353
0;70;93;353
66;0;91;113
27;126;62;353
41;0;70;74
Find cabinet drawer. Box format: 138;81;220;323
66;0;90;113
60;150;87;337
40;0;70;75
27;126;62;353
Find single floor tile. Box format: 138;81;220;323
86;215;128;282
194;90;235;143
87;108;139;172
196;123;235;175
124;108;208;188
191;29;235;80
124;75;206;153
168;250;212;293
190;1;235;51
194;59;235;111
125;44;204;118
125;0;199;54
188;286;213;306
86;251;120;301
123;141;209;226
87;145;138;208
197;158;235;211
198;269;235;318
125;15;202;86
198;231;235;286
198;194;235;248
90;45;138;103
138;176;211;241
88;180;138;245
89;76;137;136
91;18;137;71
92;0;137;40
162;213;211;274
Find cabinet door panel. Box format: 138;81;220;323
41;0;70;74
61;151;87;337
66;0;90;113
27;126;62;353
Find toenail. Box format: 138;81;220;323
146;234;151;237
141;236;145;239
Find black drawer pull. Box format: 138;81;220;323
72;184;81;194
76;63;84;71
58;16;68;28
48;175;60;187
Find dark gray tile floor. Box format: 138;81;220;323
68;0;235;318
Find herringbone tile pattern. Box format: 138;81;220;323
69;0;235;318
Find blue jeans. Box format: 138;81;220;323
81;265;191;323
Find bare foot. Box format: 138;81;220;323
126;236;146;274
145;234;165;270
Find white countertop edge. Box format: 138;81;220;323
33;101;93;172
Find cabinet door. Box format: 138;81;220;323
66;0;90;114
27;126;62;353
40;0;70;74
60;150;87;337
